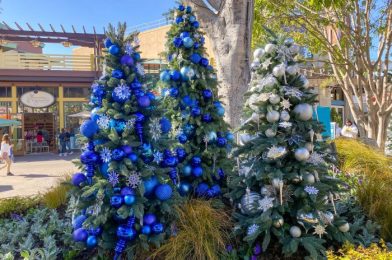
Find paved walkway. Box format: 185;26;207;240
0;153;79;198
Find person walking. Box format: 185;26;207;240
59;128;67;156
65;128;73;155
0;134;13;176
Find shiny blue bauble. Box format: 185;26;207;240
190;53;202;64
178;134;188;144
226;132;234;141
147;92;155;101
192;156;202;165
196;183;210;197
141;225;152;235
189;16;196;23
133;52;141;61
72;214;87;229
180;32;190;39
104;38;113;48
210;184;221;196
155;184;173;201
123;195;136;205
217;137;227;147
131;80;142;89
71;173;87;187
192;166;203;177
143;213;157;225
128;152;138;162
191;107;201;117
170;87;179;97
120;54;134;66
200;58;209;67
163;149;172;157
175;147;187;162
182;95;193;107
216;106;225;117
152;223;164;234
117;225;137;241
202;89;213;99
164;156;178;167
137;95;151;108
202;113;212;122
121;187;135;196
160;70;171;82
209;131;218;141
86;235;98;248
91;84;105;97
175;17;184;24
180;66;195;81
194;42;200;49
173;37;183;48
73;228;88;242
160;117;172;133
178;4;185;11
186;6;192;13
213;101;222;107
110;195;123;208
80;119;98;138
192;21;200;28
217;168;225;179
112;148;125;161
170;70;181;81
178;181;192;196
109;44;120;55
134;112;145;122
115;120;126;134
122;145;132;155
182;165;192;176
143;176;159;196
90;107;100;121
111;69;124;79
80;150;99;164
182;37;194;48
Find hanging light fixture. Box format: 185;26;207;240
62;41;72;47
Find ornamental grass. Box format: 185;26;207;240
327;240;392;260
42;174;72;209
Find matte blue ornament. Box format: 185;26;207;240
210;184;221;196
143;213;157;225
191;107;201;117
178;181;192;196
137;95;151;108
109;44;120;55
155;184;173;201
180;32;190;39
216;106;225;117
71;173;87;187
178;4;185;11
73;228;88;242
133;52;141;61
196;183;209;197
170;87;179;97
163;156;178;167
170;70;181;81
217;137;227;147
192;156;202;165
202;89;213;99
80;120;98;138
133;89;144;97
110;195;123;208
180;66;195;81
124;195;136;205
163;149;172;157
160;70;171;82
182;37;194;48
80;150;99;164
127;152;138;162
72;214;87;229
178;134;188;144
111;69;124;79
152;223;164;234
141;225;152;235
143;176;159;195
92;84;105;97
134;112;145;122
186;6;192;13
173;37;183;48
122;145;132;155
192;166;203;177
194;42;200;49
175;17;184;24
117;225;137;241
120;54;134;66
104;38;113;48
190;53;202;64
200;58;209;67
112;148;125;161
86;235;98;248
160;117;172;133
175;147;187;162
189;16;196;23
192;21;200;28
226;132;234;141
121;187;135;196
182;95;193;107
253;243;262;255
182;165;192;176
202;113;212;122
131;80;142;89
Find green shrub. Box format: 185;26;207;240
42;175;72;209
327;241;392;259
0;196;41;218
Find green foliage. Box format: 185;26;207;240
42;174;72;209
331;108;343;128
327;241;392;260
0;196;40;218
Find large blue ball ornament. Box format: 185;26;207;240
192;156;202;165
73;228;88;242
104;38;113;48
217;137;227;147
200;58;209;67
191;107;201;117
178;4;185;11
80;120;98;138
173;37;183;48
124;195;136;205
170;87;179;97
120;54;134;66
128;152;138;162
112;148;125;161
202;89;213;99
192;21;200;28
137;95;151;108
186;6;192;13
175;147;187;162
160;70;171;82
155;184;173;201
180;32;190;39
141;225;152;235
226;132;234;141
86;235;98;248
143;176;159;195
90;107;101;121
180;66;195;81
117;225;137;241
170;70;181;81
216;106;225;116
111;69;124;79
109;44;120;55
190;53;202;64
182;37;194;48
160;117;172;133
110;195;123;208
202;113;212;122
152;223;164;234
72;214;87;229
192;166;203;177
182;165;192;176
80;151;99;164
196;183;210;197
210;184;221;196
178;134;188;144
71;173;87;187
189;16;196;23
178;181;192;196
143;213;157;225
176;17;184;24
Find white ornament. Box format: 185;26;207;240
251;61;261;70
253;48;264;60
273;218;284;228
305;142;314;152
266;110;280;123
294;147;310;161
313;224;327;238
258;197;275;212
290;226;302;238
304;173;315;184
272;63;286;77
300;75;310;88
264;43;277;54
338;223;350;233
279;121;292;128
280;99;292;110
280;110;290;121
265;128;276;137
260;75;278;88
239;134;254;145
286;64;299;75
289;44;300;55
240;191;263;215
272;178;282;189
266;146;287;160
293;103;313;121
257;93;270;102
269;94;281;104
249;112;260;123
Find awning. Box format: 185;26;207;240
0;118;22;127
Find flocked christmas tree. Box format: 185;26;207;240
157;3;233;199
228;37;354;259
69;24;181;259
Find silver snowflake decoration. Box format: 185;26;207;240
304;186;319;195
307;152;326;165
127;172;141;188
126;118;136;130
276;45;292;62
97;115;110;130
136;63;145;76
125;42;134;54
279;121;292;128
313;224;327;238
266;146;287;160
153;151;163;164
100;147;112;163
283;86;303;99
280;99;292;110
108;171;120;187
149;118;162;141
258;197;275;212
203;135;209;143
133;36;140;46
114;84;131;100
247;224;260;236
262;58;273;70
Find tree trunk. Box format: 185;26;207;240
187;0;254;128
376;114;390;151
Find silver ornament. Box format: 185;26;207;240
286;64;299;75
289;44;300;55
264;43;277;54
239;134;253;145
251;61;261;70
320;211;334;224
272;178;282;189
293;103;313;121
294;147;310;161
250;112;260;123
265;128;276;138
305;142;314;152
240;192;263;215
266;110;280;123
304;173;315;184
338;222;350;232
273;217;284;228
280;110;290;121
272;64;286;77
269;94;281;104
297;212;319;224
300;75;310;88
253;48;264;60
292;175;302;183
261;75;278;88
290;226;302;238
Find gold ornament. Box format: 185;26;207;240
313;224;327;238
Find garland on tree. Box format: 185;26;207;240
69;23;182;259
228;37;355;259
158;3;233;199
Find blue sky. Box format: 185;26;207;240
1;0;176;54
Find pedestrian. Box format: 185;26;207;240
341;120;359;138
0;134;14;176
59;128;67;156
65;128;73;155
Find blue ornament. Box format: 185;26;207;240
207;65;213;71
73;228;88;242
182;95;193;107
112;148;125;161
180;32;190;39
180;66;195;81
80;120;98;138
209;131;218;141
178;134;188;144
131;80;142;89
191;107;201;117
163;149;172;157
111;69;124;79
104;38;113;48
175;147;187;162
196;183;209;197
86;235;98;248
200;36;206;44
192;166;203;177
90;107;101;121
186;6;192;13
93;139;106;146
210;184;221;196
202;113;212;122
122;145;132;155
141;225;152;235
133;52;141;61
80;151;99;164
147;92;155;101
123;195;136;205
178;181;192;196
120;54;134;66
173;37;183;48
170;87;179;97
143;213;157;225
110;195;123;208
226;132;234;141
216;106;225;116
155;184;173;201
71;173;87;187
189;16;196;23
134;112;145;122
183;123;194;136
127;152;138;162
194;42;200;49
178;4;185;11
182;165;192;176
112;84;131;103
182;37;194;48
192;21;200;28
200;58;209;67
152;223;164;234
217;168;225;179
121;187;135;196
163;156;178;167
92;84;105;97
192;156;202;165
160;117;172;133
72;214;87;229
143;176;159;195
175;17;184;24
117;225;137;241
160;70;171;82
170;70;181;81
190;53;202;64
202;89;213;99
109;44;120;55
115;120;126;134
217;137;227;147
138;95;151;108
88;227;102;236
214;101;222;107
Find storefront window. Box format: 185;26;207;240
0;102;12;115
0;87;12;98
64;102;86;133
64;87;89;98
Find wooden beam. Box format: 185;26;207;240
26;22;34;31
0;35;96;46
14;22;23;30
39;23;46;32
93;26;97;35
60;24;66;33
72;25;77;33
0;29;104;40
83;26;87;34
2;21;12;30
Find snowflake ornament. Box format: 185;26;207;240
280;99;292;110
247;224;260;236
258;92;271;102
304;186;319;195
114;84;131;100
125;42;134;54
97;115;110;130
203;135;209;143
262;58;273;70
313;224;327;238
149;118;162;141
283;86;303;99
266;146;287;160
258;197;275;212
153;151;163;164
126;118;136;130
307;152;326;165
279;121;292;128
286;135;304;145
276;45;293;62
127;172;141;188
100;147;112;163
108;171;120;187
136;63;145;76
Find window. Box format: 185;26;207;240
0;87;12;98
331;87;344;101
64;87;89;98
